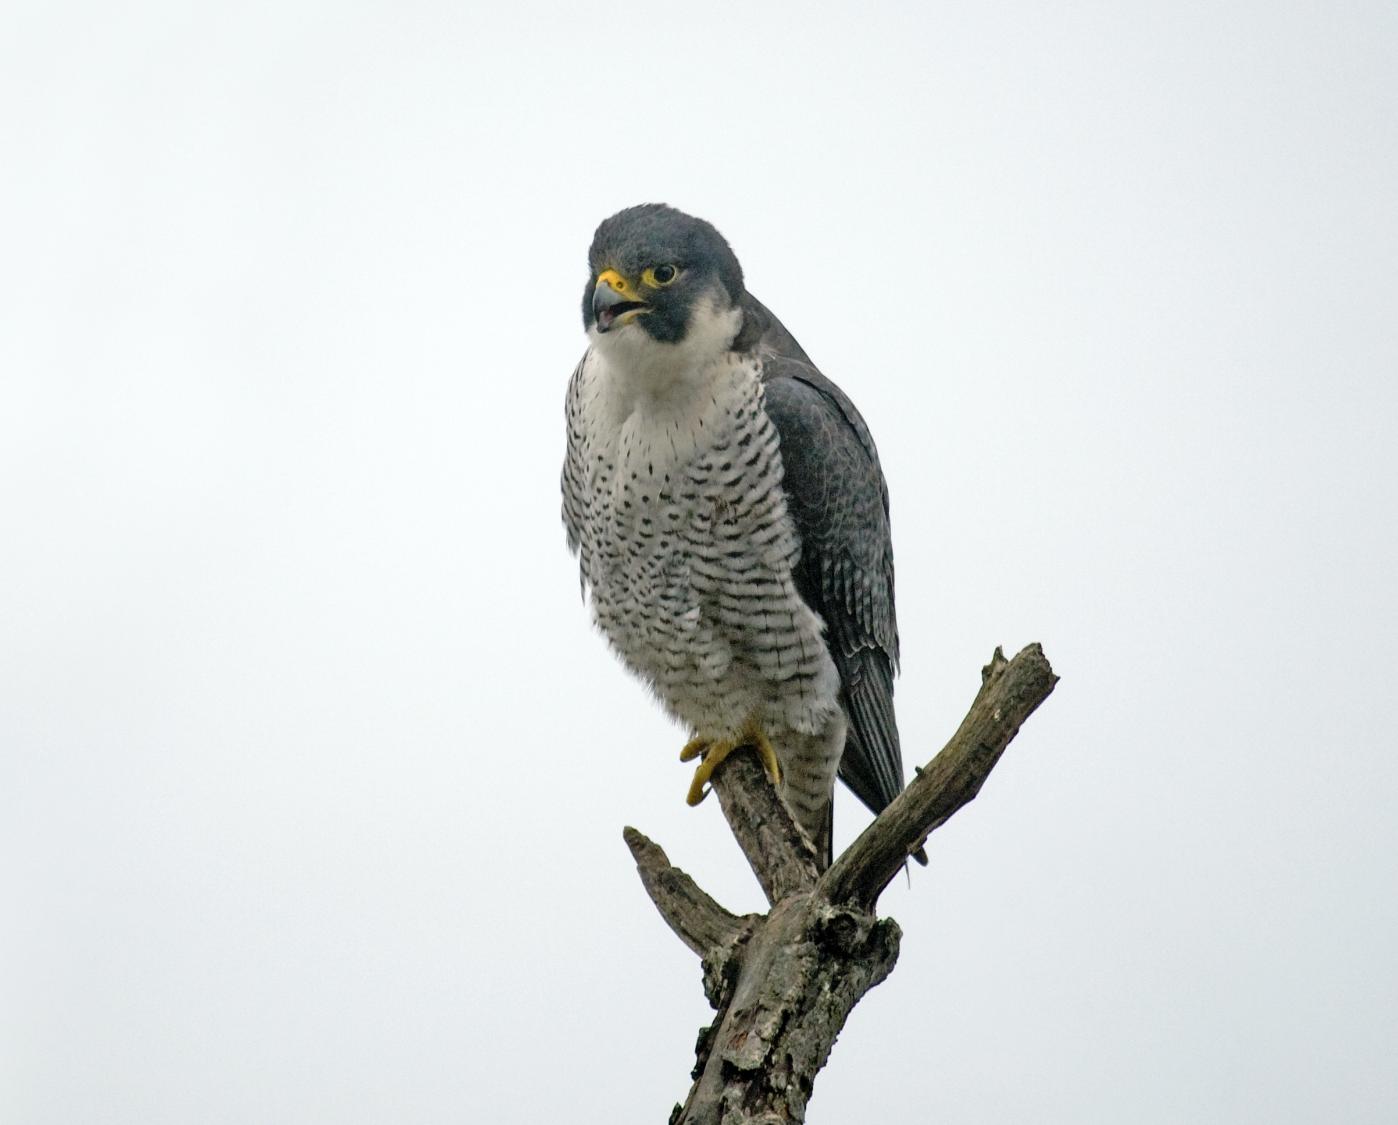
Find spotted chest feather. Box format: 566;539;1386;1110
561;351;840;740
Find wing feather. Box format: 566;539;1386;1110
758;348;907;823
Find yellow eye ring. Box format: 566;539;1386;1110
642;264;680;288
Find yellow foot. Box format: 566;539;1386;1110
679;725;782;806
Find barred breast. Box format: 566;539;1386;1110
562;350;843;757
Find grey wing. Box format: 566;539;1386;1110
759;356;906;820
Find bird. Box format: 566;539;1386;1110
561;204;921;868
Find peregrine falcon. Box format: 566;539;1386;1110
562;204;920;867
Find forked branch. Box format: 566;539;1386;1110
624;643;1058;1124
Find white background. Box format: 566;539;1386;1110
4;2;1396;1122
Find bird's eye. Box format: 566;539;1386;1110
644;264;679;287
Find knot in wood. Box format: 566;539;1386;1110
814;904;872;957
690;1023;718;1081
701;941;745;1010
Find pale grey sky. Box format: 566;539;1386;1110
3;2;1396;1122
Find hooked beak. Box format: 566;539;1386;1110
592;269;648;333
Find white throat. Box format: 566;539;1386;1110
587;288;743;405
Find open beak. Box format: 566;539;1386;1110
592;271;648;333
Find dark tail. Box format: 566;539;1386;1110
823;799;927;868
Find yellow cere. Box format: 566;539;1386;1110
596;268;630;293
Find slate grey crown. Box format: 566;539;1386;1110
582;204;745;343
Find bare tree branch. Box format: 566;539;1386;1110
625;643;1058;1123
624;826;755;957
821;642;1059;908
709;754;820;906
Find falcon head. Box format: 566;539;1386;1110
583;204;745;347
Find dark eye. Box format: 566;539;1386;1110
649;264;678;285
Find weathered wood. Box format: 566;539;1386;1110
709;752;821;906
624;826;756;957
627;644;1057;1123
821;643;1059;907
673;893;901;1125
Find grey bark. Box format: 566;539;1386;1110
624;643;1058;1124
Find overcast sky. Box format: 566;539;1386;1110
4;2;1396;1122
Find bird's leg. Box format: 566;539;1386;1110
680;724;782;806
